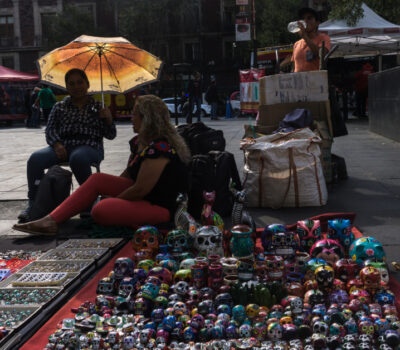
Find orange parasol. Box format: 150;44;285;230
36;35;163;106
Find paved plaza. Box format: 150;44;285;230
0;117;400;278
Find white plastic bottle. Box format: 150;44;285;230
287;20;306;33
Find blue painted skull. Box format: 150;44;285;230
327;219;354;250
349;237;386;265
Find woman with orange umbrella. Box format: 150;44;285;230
18;69;116;223
13;95;190;235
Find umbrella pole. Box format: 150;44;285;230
99;51;104;108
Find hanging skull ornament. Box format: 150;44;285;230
296;219;322;253
327;219;354;251
194;225;224;257
113;257;134;280
166;229;190;253
310;239;344;266
349;237;386;265
132;225;160;253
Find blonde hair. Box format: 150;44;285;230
135;95;191;164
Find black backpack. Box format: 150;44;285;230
188;151;242;219
178;122;226;155
29;165;72;220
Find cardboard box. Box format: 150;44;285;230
258;100;333;138
259;70;329;105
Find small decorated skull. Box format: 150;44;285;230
194;225;224;257
267;322;283;341
297;219;322;252
327;219;354;250
132;226;160;253
113;257;134;280
96;277;115;295
166;229;190;253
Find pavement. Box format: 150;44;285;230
0;116;400;280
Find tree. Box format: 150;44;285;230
42;5;97;49
329;0;400;26
255;0;300;48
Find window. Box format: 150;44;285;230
185;42;199;62
0;15;14;38
0;56;14;69
41;13;57;41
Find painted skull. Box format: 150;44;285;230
270;231;299;258
315;265;335;290
113;257;134;280
107;331;119;344
194;225;224;257
364;260;389;284
123;335;135;349
141;282;159;300
96;277;115;295
166;229;190;253
310;239;344;265
118;277;137;297
360;266;381;291
359;320;375;335
304;289;325;306
265;255;284;281
329;289;349;306
237;258;254;281
313;321;329;335
327;219;354;250
262;223;287;251
148;266;172;285
289;296;303;314
297;219;321;252
349;237;386;265
334;258;360;282
267;322;283;341
304;258;327;280
132;225;160;253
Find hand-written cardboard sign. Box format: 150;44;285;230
259;70;329;105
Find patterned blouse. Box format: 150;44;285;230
45;96;116;152
127;136;189;216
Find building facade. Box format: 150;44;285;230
0;0;118;72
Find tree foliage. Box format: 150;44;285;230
255;0;302;48
329;0;400;26
43;4;98;49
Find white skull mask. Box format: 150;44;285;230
92;335;101;349
124;335;135;349
194;225;223;256
290;296;303;314
268;325;282;341
174;281;189;296
108;331;118;344
79;335;89;347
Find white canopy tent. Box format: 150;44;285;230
319;3;400;57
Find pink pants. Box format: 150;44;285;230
50;173;170;227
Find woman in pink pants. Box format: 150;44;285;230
13;95;191;236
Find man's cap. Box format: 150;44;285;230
298;7;320;22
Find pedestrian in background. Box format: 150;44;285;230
35;84;56;124
186;71;203;124
205;76;219;120
354;62;374;118
30;87;41;128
